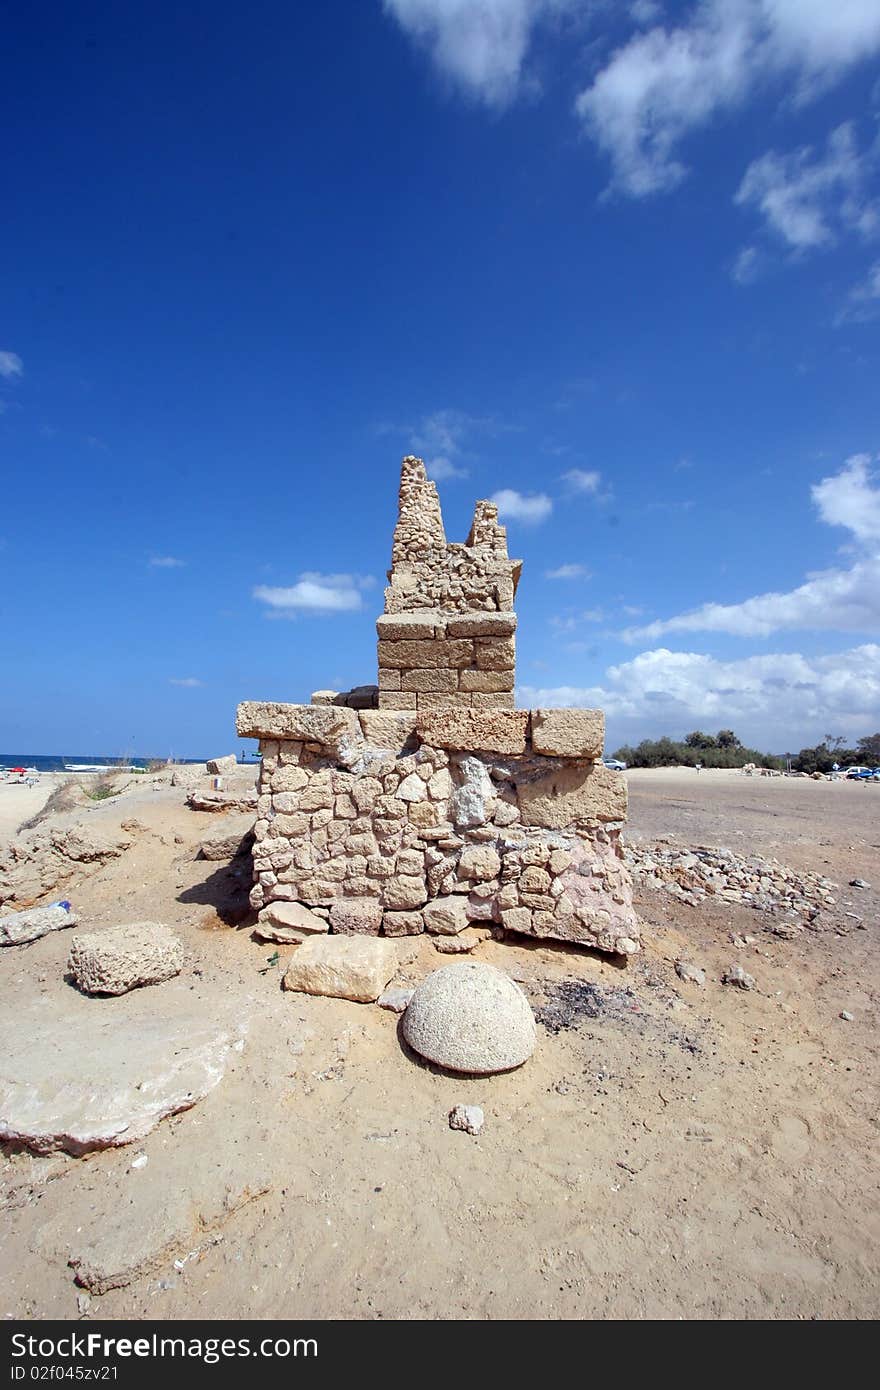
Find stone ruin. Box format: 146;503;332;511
236;457;640;956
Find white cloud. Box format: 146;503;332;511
490;487;553;523
545;562;591;579
561;467;602;493
812;452;880;542
253;572;373;616
576;1;880;198
425;454;468;480
149;555;185;568
631;1;663;25
731;244;760;283
623;453;880;641
383;0;568;108
169;677;203;688
0;351;23;379
837;257;880;324
735;122;879;251
519;642;880;748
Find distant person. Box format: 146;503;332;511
832;762;840;780
695;761;702;774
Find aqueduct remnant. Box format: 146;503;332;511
236;457;639;955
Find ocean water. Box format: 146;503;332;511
0;753;239;773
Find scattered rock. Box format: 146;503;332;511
675;960;706;986
254;901;328;943
402;961;536;1074
839;1010;854;1021
377;986;414;1013
197;816;255;861
329;897;383;936
849;878;870;889
282;935;398;1002
625;841;837;923
449;1104;484;1135
0;1001;247;1154
433;926;490;954
722;964;756;991
423;895;470;936
0;902;79;947
68;922;184;996
206;755;239;775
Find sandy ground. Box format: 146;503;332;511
0;767;877;1321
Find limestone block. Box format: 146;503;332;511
474;637;516;671
517;760;627;828
470;692;515;709
378;669;401;690
445;612;517;638
401;668;459;692
269;765;308;793
358;710;418;749
382;910;425;937
68;923;184;996
459;669;514;692
236;702;362;748
376;610;443;640
254;902;329;942
377;693;417;710
501;907;533;934
423;896;470;935
427;767;452;800
0;904;79;948
206;755;238;774
378;639;473;670
530;708;604;759
310;690;339;706
329;898;384;935
458;845;502;881
396;772;428;802
282;936;398;1002
382;876;428;910
416;693;466;710
418;708;529;754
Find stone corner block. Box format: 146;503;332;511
416;708;529;754
236;701;361;746
282;935;398;1002
530;707;604;759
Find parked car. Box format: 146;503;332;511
852;766;880;781
603;758;627;771
844;766;872;779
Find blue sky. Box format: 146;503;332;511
2;0;879;758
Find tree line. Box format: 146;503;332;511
611;729;880;773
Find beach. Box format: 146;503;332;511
1;763;877;1319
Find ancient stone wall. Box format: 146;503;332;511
376;457;521;711
236;701;639;957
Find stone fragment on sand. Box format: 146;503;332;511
282;935;398;1002
839;1009;854;1021
381;909;424;936
722;964;756;990
377;986;414;1013
433;927;489;954
0;1002;246;1155
206;755;238;774
530;708;604;759
254;902;328;942
0;903;79;947
198;815;255;860
449;1104;484;1135
423;895;470;935
68;923;184;996
675;960;706;987
402;961;536;1074
329;897;384;935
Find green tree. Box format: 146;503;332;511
716;729;741;749
856;732;880;763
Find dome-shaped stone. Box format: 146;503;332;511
402;961;536;1074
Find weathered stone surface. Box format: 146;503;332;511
376;610;443;640
206;754;238;774
382;875;428;910
282;935;398;1002
401;668;459;692
450;755;495;828
236;701;361;748
433;926;489;954
458;844;501;881
68;923;184;996
402;962;536;1074
329;897;384;935
382;909;424;936
517;760;627;827
423;895;470;935
418;709;529;754
358;709;418;750
378;638;474;670
675;960;706;986
0;998;246;1154
378;985;414;1013
198;815;255;861
458;668;514;692
445;612;516;638
255;901;328;941
530;708;604;759
449;1103;484;1134
0;903;78;947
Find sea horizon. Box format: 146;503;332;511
0;752;258;772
